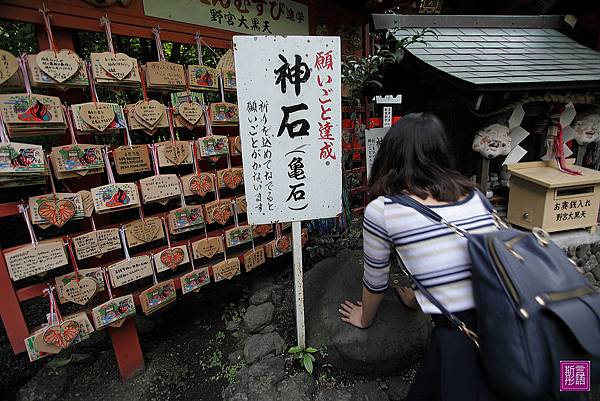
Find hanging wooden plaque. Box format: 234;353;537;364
124;217;165;248
92;294;136;329
244;247;266;272
224;224;252;247
72;228;121;260
113;145;151;175
180;267;210;294
139;174;180;204
5;240;68;281
91;182;140;213
139;280;176;315
154;245;190;273
192;237;223;259
108;255;153;287
212;257;241;282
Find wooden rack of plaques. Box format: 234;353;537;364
0;0;350;382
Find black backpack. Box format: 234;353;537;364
389;192;600;400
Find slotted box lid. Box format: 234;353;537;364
507;160;600;188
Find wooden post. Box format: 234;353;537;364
291;221;306;349
108;317;145;381
0;254;29;353
575;143;587;166
479;157;490;194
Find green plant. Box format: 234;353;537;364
288;345;318;375
200;330;226;371
341;28;436;101
223;361;246;385
222;303;246;325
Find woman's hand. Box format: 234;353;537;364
339;300;369;328
396;286;419;310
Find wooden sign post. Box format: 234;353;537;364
234;36;342;349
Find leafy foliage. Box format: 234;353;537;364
304;236;338;267
288;345;318;375
341;28;436;102
0;19;37;55
222;303;246;324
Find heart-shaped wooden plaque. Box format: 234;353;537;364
213;258;240;280
37;198;76;227
276;236;292;254
134;100;164;127
222;169;243;190
131;219;161;243
212;203;232;226
160;248;185;270
194;237;222;259
36;50;79;83
162;141;190;165
189;173;214;197
63;277;97;305
178;102;202;125
0;50;18;85
80;103;116;132
43;320;80;349
98;52;133;80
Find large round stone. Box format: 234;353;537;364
305;249;432;376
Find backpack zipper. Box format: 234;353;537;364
543;286;594;303
487;237;520;305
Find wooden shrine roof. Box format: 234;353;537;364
372;14;600;91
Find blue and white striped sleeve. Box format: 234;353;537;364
362;196;391;293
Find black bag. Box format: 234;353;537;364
388;192;600;400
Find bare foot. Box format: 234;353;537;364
395;287;419;310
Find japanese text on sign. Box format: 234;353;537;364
553;199;593;222
365;128;387;179
143;0;308;36
235;36;341;224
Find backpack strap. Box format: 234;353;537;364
393;248;480;348
473;189;509;229
387;193;481;348
387;194;471;238
473;188;495;213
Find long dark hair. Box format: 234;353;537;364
368;112;474;202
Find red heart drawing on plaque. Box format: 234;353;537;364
212;204;232;226
189;174;213;197
222;170;243;190
38;198;76;227
43;320;80;349
160;248;185;270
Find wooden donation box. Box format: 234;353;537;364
507;161;600;233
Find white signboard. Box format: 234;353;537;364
365;128;387;179
234;36;342;224
383;107;392;128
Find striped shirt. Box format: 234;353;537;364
362;191;498;314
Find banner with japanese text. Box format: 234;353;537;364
234;36;342;224
143;0;308;36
